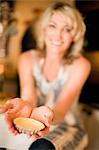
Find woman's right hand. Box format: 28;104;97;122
29;106;54;140
0;98;33;135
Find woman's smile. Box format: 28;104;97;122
50;41;63;47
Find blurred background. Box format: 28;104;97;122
0;0;99;149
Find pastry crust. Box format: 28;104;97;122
13;117;45;134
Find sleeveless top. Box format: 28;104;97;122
32;51;71;108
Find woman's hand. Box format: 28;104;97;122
29;106;54;140
0;98;33;135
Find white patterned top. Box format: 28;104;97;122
32;51;70;108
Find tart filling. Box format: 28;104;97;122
14;117;45;134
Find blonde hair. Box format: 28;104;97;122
35;1;86;59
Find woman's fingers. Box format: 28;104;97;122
28;128;49;141
28;133;40;141
0;101;13;113
27;125;49;141
37;127;49;137
4;113;18;135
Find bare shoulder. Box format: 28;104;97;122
63;56;91;92
19;50;40;64
19;50;33;60
74;56;91;71
70;55;91;79
63;56;91;83
64;56;91;72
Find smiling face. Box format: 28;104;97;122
44;11;74;56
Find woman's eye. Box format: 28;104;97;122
64;27;72;32
48;24;56;28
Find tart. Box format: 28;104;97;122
14;117;45;134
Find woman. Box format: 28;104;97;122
0;1;91;150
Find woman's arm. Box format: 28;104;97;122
0;51;38;135
51;57;91;124
18;50;37;108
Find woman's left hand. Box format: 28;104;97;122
28;106;54;140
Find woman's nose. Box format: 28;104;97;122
54;30;62;40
